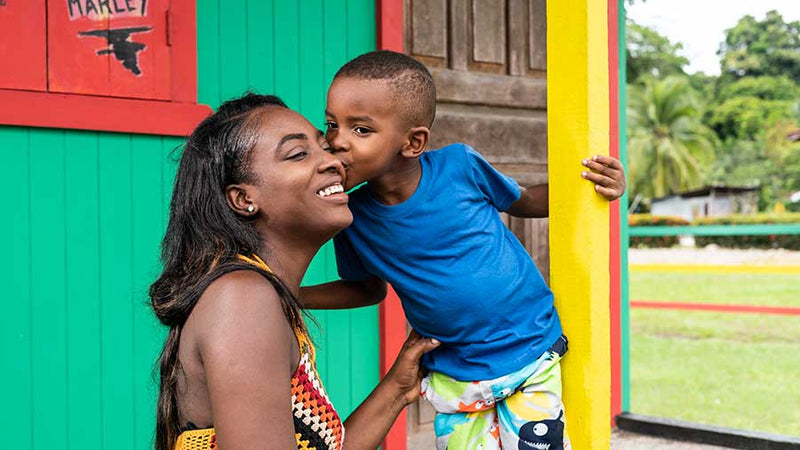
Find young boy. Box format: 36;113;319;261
301;51;625;450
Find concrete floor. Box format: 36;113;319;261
406;429;733;449
610;429;732;449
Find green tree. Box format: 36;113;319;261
627;20;689;83
628;76;716;199
718;11;800;84
709;96;796;140
708;75;798;143
688;72;717;101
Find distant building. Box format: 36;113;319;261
650;186;760;221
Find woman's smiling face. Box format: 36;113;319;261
245;106;352;238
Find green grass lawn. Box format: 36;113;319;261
631;272;800;307
629;271;800;437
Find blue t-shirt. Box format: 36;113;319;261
334;143;562;381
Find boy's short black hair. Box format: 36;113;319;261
334;50;436;128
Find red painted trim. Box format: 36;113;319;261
607;0;623;426
0;89;211;136
379;287;408;450
377;0;404;53
377;1;407;449
631;301;800;316
170;0;199;103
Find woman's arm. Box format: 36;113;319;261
343;331;440;449
194;270;299;449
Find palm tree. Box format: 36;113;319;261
627;75;716;200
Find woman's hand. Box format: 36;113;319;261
384;330;440;406
342;330;439;449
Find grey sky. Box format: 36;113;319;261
626;1;800;75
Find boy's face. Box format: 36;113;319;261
325;77;410;190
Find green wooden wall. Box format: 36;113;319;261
0;1;378;448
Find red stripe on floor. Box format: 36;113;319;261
631;301;800;316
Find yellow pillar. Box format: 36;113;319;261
547;0;611;448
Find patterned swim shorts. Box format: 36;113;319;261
421;335;570;450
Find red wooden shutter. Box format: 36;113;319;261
0;0;48;91
48;0;171;100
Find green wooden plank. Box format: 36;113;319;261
304;244;330;384
629;224;800;237
273;1;300;108
99;134;135;450
0;127;33;449
162;137;183;228
219;0;249;100
29;129;68;450
339;2;378;410
619;0;631;412
346;0;375;58
349;305;379;408
298;0;325;125
64;130;103;450
322;0;348;87
322;0;353;417
131;134;167;450
197;0;222;107
295;0;329;383
325;309;353;416
318;0;350;414
246;0;275;93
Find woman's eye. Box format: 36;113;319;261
354;126;372;136
287;150;307;160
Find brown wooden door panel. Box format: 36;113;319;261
431;67;546;108
409;0;447;67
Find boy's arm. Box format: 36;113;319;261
505;184;549;218
505;155;626;218
299;276;387;310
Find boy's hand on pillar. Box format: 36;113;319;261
581;155;626;201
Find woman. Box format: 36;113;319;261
150;93;438;449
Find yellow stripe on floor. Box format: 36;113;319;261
630;264;800;274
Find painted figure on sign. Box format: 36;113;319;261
79;26;151;75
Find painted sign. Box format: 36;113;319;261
67;0;147;20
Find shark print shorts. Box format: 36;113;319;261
421;335;570;450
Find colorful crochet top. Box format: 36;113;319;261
173;255;344;450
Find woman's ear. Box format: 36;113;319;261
225;185;258;217
401;126;430;159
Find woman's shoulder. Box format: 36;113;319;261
192;270;293;348
198;270;280;313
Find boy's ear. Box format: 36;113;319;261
225;185;258;218
401;126;430;159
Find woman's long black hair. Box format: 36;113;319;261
149;93;307;450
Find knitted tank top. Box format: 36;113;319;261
173;255;344;450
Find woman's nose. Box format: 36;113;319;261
318;149;346;176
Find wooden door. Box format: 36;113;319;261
404;0;549;446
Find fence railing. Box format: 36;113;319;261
628;224;800;237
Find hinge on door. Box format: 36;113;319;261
166;9;172;47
